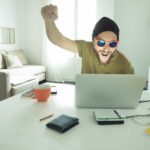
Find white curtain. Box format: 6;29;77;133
42;0;104;82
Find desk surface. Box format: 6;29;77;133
0;83;150;150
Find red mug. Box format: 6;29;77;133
33;85;51;102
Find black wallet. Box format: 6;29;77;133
46;114;79;133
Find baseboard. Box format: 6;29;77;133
46;80;75;85
39;79;47;84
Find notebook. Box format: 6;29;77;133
75;74;146;109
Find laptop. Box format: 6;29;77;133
75;74;147;109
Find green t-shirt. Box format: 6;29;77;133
76;40;134;74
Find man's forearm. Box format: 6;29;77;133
45;20;63;45
44;19;78;52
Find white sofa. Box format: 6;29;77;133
0;49;46;101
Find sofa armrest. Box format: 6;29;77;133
0;72;11;101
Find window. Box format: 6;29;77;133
43;0;97;82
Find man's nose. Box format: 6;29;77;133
103;43;110;49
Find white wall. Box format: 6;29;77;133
114;0;150;77
17;0;47;64
0;0;46;64
0;0;19;50
96;0;114;20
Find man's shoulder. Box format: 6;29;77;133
116;50;130;63
113;50;134;74
75;40;93;57
75;40;92;47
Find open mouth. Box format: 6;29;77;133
98;51;111;63
101;53;109;57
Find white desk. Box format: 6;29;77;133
0;83;150;150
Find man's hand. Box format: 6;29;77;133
41;4;58;21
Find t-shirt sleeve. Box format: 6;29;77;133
75;40;87;57
128;65;134;74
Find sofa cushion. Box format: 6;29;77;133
6;49;28;65
2;54;23;69
4;65;46;76
11;79;38;95
10;75;37;86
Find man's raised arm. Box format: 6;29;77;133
41;4;78;52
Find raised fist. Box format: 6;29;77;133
41;4;58;21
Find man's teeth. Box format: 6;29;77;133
102;53;108;56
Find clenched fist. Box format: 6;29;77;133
41;4;58;21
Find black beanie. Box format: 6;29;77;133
92;17;119;40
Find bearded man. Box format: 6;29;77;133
41;4;134;74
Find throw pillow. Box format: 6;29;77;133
6;49;28;65
0;52;3;69
0;51;6;69
2;54;23;69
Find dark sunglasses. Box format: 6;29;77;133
97;40;118;48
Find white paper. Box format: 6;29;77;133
93;109;123;119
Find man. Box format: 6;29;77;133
41;4;134;74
